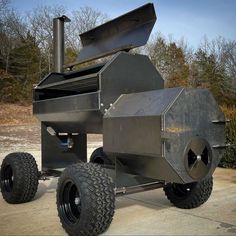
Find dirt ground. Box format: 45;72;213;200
0;103;37;126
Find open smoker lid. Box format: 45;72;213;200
66;3;156;68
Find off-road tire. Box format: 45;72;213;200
90;147;113;165
0;152;39;204
56;162;115;236
163;176;213;209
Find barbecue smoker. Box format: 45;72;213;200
1;3;227;236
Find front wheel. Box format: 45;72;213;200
56;162;115;236
163;176;213;209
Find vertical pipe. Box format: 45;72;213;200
53;15;71;73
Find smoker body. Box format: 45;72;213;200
33;51;225;184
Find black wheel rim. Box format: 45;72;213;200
1;164;14;192
59;180;81;224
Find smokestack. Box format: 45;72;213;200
53;15;71;73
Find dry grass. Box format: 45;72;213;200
221;106;236;119
0;103;37;126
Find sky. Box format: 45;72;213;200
10;0;236;48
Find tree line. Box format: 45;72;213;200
146;34;236;106
0;0;235;107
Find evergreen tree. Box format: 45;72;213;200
7;31;41;101
148;35;189;87
193;49;228;104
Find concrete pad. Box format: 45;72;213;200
0;167;235;235
0;125;236;235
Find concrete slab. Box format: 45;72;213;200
0;125;236;235
0;167;235;235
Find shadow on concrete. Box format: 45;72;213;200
33;167;236;210
115;189;171;210
34;178;172;211
35;178;58;200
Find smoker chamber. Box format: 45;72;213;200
103;87;225;183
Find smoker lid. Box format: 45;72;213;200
104;88;184;118
66;3;156;68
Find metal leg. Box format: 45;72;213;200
41;123;87;170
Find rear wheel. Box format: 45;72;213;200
163;176;213;209
56;162;115;236
0;152;39;204
90;147;114;165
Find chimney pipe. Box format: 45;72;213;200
53;15;71;73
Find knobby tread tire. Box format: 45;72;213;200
163;176;213;209
56;163;115;236
0;152;39;204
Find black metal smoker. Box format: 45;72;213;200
0;3;227;236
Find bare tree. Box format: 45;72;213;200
27;5;66;73
0;0;8;17
0;0;27;73
27;5;108;71
66;6;108;53
199;36;236;95
177;36;194;64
